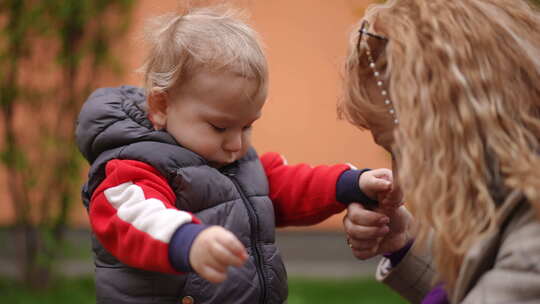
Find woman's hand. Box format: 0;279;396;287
343;203;414;260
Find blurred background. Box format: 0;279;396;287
2;0;536;303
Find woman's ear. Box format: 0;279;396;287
148;91;168;130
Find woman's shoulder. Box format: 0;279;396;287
498;196;540;268
457;195;540;303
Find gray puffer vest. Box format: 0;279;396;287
76;86;287;304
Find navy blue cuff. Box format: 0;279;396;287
383;239;414;268
336;169;379;209
169;223;210;272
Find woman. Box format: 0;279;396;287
339;0;540;303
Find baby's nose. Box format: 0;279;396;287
223;133;242;152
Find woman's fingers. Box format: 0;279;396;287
343;203;392;260
345;203;389;227
351;248;379;260
346;222;389;239
385;182;404;205
348;236;380;250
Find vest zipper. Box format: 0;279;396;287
224;169;268;304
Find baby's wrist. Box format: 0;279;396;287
169;223;210;272
336;169;378;209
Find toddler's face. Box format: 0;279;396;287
164;69;265;167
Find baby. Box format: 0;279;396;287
76;7;394;304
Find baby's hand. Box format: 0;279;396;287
359;168;402;210
189;226;248;283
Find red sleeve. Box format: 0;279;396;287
89;159;200;274
260;152;350;227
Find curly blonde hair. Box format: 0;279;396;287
340;0;540;290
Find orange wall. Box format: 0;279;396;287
1;0;387;230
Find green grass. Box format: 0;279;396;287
0;276;407;304
0;277;96;304
288;277;407;304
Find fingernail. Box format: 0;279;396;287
379;217;389;225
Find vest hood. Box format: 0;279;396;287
75;85;175;164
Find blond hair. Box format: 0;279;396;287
340;0;540;290
140;6;267;100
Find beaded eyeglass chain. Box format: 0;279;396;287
357;20;398;125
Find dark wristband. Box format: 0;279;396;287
336;168;379;209
169;223;210;272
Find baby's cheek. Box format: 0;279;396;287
234;145;249;161
243;133;253;148
242;139;252;154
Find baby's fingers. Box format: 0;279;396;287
197;264;228;283
370;168;392;181
210;241;247;268
370;178;392;192
359;169;392;200
217;231;248;263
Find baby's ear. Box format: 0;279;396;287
148;91;168;130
